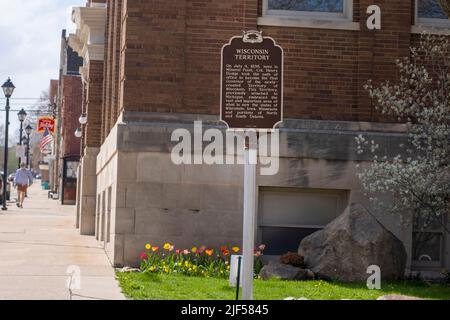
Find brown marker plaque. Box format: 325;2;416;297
220;31;283;130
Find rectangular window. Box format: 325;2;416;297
417;0;447;19
411;213;446;270
258;187;348;255
412;232;443;262
268;0;344;13
260;0;358;30
415;0;450;27
65;161;79;179
264;0;351;19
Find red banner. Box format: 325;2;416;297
37;117;55;133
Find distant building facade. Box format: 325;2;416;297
70;0;450;277
50;30;83;205
38;79;60;188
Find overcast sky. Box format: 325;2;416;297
0;0;85;136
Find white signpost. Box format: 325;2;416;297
242;138;257;300
221;31;284;300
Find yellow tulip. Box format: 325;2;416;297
145;244;151;250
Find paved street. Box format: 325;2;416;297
0;182;125;300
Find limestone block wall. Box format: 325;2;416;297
96;112;416;268
78;147;100;235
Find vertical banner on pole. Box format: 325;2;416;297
220;31;284;300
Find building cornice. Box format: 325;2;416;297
69;5;106;64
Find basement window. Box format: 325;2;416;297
411;213;447;270
258;0;359;30
257;187;348;256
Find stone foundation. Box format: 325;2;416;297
94;111;425;270
77;147;100;235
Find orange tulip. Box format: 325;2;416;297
205;249;214;256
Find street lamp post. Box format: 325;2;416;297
1;78;15;210
22;137;28;168
17;108;27;168
25;125;32;169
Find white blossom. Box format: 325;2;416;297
356;34;450;234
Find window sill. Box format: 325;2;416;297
411;24;450;35
257;16;360;31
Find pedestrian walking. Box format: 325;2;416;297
13;163;33;208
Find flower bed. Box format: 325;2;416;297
139;243;266;278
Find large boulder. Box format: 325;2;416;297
298;203;407;282
259;261;315;281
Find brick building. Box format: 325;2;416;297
70;0;450;276
59;75;82;204
50;30;83;205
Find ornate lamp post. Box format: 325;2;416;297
25;125;32;168
17;108;27;168
1;78;15;210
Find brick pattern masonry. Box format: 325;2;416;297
97;0;425;141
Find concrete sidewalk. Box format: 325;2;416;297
0;182;125;300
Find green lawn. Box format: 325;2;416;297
116;272;450;300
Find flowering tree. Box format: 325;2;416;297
356;34;450;257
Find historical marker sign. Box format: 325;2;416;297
220;31;283;130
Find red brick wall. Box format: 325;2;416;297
85;60;104;148
101;0;428;130
61;75;82;157
102;0;122;141
111;0;122;131
102;0;113;141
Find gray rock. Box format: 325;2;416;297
377;294;423;300
117;266;140;273
298;203;407;282
259;261;315;281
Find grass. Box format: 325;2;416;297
116;272;450;300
